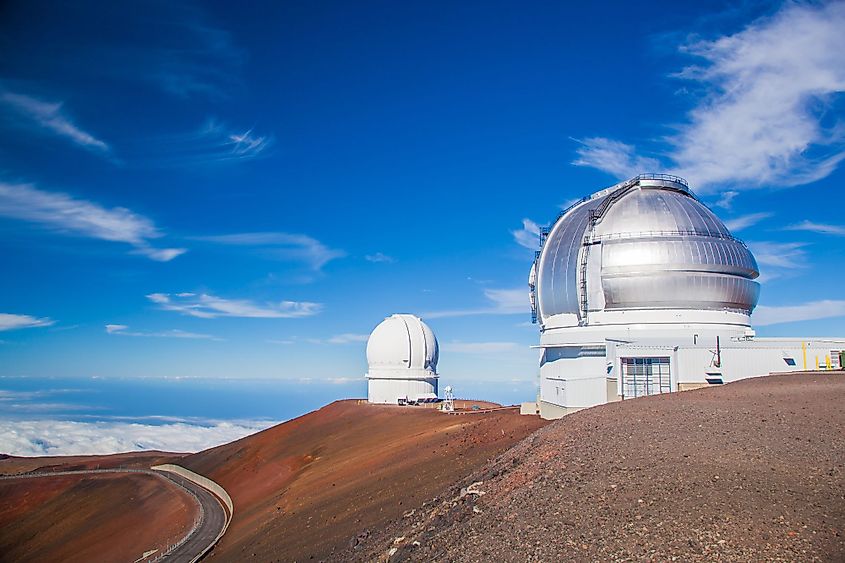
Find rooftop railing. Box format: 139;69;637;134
586;228;748;247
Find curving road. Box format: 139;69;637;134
0;467;228;563
155;471;227;562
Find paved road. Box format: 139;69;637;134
156;471;227;562
1;467;228;563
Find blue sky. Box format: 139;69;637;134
1;0;845;392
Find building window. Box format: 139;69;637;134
621;356;671;399
783;357;796;366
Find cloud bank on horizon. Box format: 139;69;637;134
0;418;273;456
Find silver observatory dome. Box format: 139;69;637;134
532;174;759;327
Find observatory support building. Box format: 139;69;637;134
529;174;845;420
365;314;439;404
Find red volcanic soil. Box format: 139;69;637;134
180;400;547;562
0;471;197;563
0;450;183;476
351;374;845;562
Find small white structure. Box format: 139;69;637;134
366;314;439;404
442;385;455;412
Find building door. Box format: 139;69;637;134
621;357;671;399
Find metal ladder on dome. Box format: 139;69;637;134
578;180;639;324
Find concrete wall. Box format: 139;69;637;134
605;377;621;402
539;400;582;420
367;377;437;404
152;464;233;517
520;401;539;415
539;346;608;409
678;382;709;392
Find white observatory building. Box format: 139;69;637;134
365;314;439;404
530;174;845;419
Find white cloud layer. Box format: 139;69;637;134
193;231;345;271
753;299;845;326
148;292;322;319
574;3;845;190
0;418;273;456
0;181;185;261
0;91;110;154
0;313;54;331
105;324;220;340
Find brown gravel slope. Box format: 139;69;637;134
350;374;845;562
180;400;547;562
0;472;196;563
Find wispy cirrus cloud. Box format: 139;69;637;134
512;218;542;250
0;91;110;155
307;333;370;345
572;137;661;180
364;252;395;263
746;241;807;270
425;287;527;319
142;7;246;99
23;3;246;101
723;212;773;232
147;292;322;319
746;240;808;283
0;313;55;331
785;220;845;236
134;119;273;167
753;299;845;327
0;181;185;261
574;2;845;191
105;324;220;341
713;190;739;210
193;231;345;271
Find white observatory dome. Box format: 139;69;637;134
366;314;439;404
529;174;844;422
366;314;438;375
532;174;759;330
